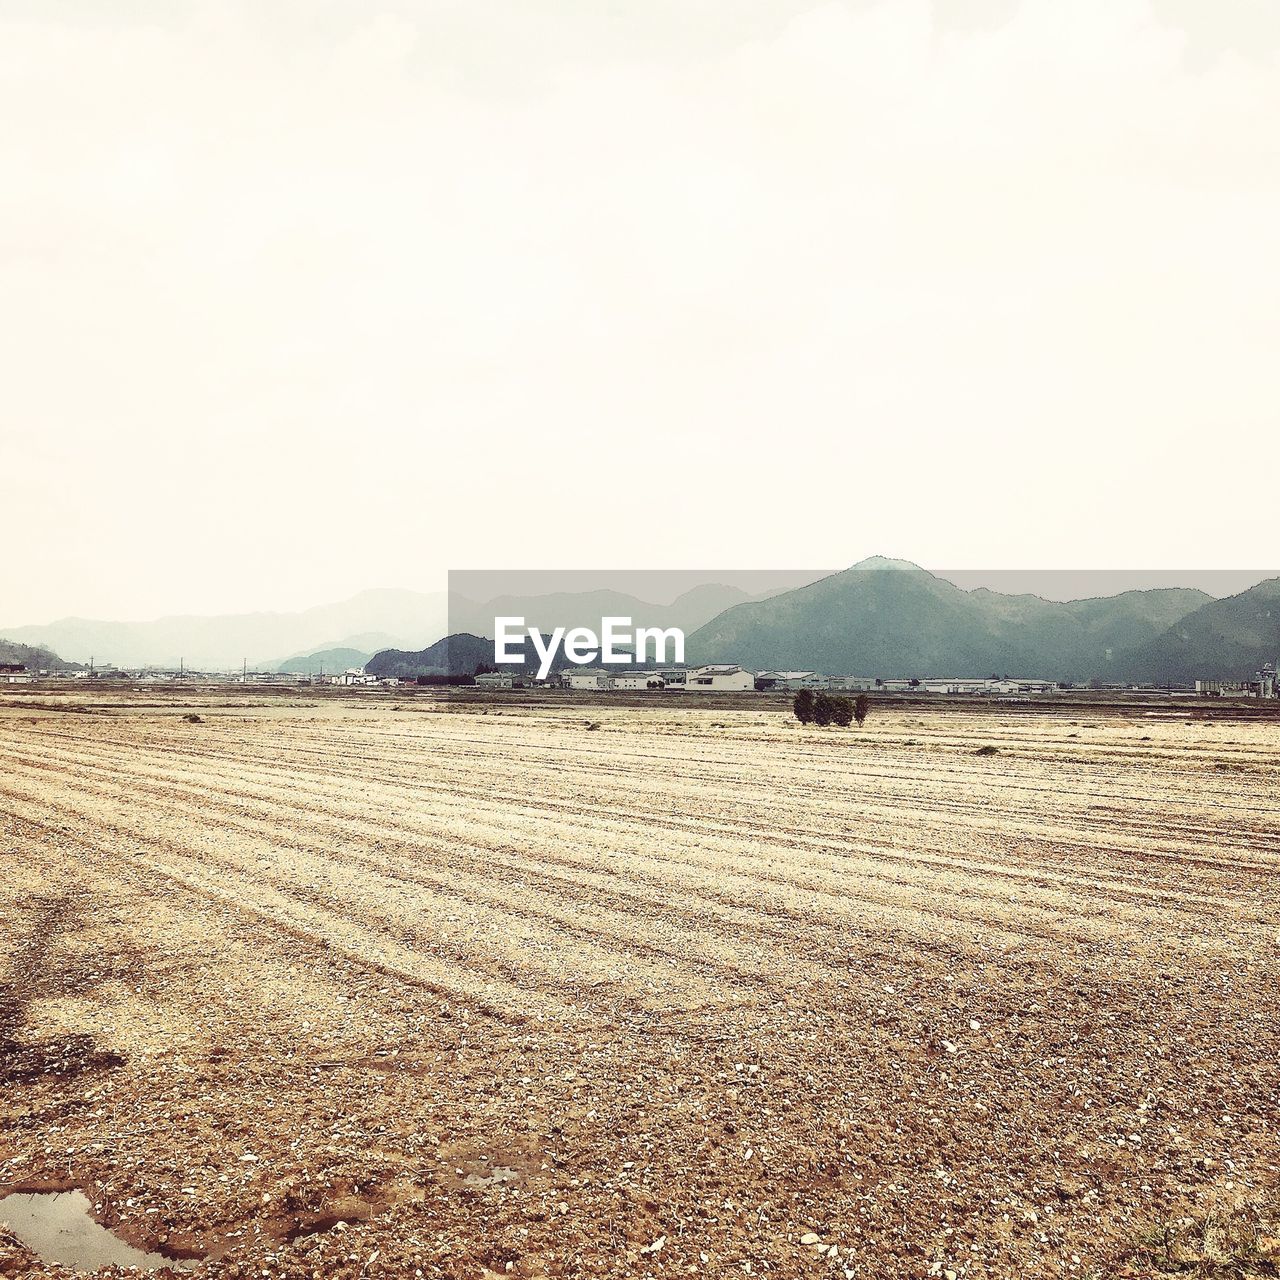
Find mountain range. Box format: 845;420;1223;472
683;558;1278;682
5;562;1277;682
1114;575;1280;683
366;560;1279;683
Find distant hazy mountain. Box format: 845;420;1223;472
2;583;754;671
0;589;448;670
1116;577;1280;683
0;637;79;671
686;558;1212;681
270;647;374;675
366;633;574;680
447;582;757;640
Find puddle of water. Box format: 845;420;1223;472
0;1190;198;1273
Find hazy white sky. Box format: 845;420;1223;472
3;0;1277;623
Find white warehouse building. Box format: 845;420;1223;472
683;665;756;692
612;671;666;690
756;670;827;691
563;669;614;690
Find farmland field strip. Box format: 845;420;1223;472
3;808;508;1047
413;792;1274;940
5;721;1274;942
0;759;1089;993
0;732;1269;967
0;817;95;992
0;786;563;1022
14;717;1273;854
0;771;829;1010
5;706;1274;1013
12;711;1280;870
375;720;1280;843
534;713;1280;766
4;730;1261;940
0;752;1178;999
246;871;741;1012
426;722;1280;849
1;817;304;1046
7;737;1269;957
22;710;1268;807
9;724;1277;887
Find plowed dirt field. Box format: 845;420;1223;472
1;692;1278;1279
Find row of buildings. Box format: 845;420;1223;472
475;665;1061;695
6;659;1277;698
476;661;1280;698
477;664;758;692
1195;662;1278;699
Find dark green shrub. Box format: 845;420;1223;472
793;689;816;724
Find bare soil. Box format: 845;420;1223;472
1;690;1278;1278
